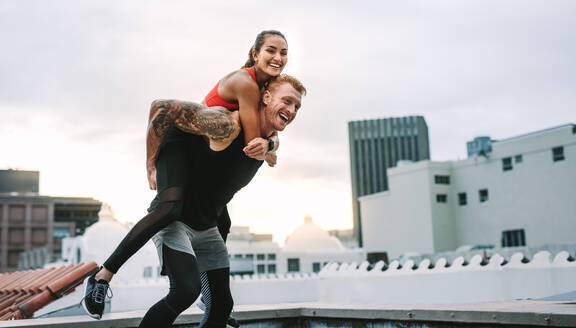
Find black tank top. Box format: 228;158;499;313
183;131;263;230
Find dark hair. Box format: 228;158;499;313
242;30;287;68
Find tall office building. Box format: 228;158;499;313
348;116;430;247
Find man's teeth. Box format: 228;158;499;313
270;63;280;68
279;113;288;121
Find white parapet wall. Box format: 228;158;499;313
317;251;576;304
228;250;576;306
40;250;575;317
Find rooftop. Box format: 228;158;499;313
0;301;574;327
0;263;97;320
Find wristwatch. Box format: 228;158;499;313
267;138;275;152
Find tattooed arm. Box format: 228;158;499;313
145;99;239;189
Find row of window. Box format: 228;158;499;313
257;263;277;274
436;189;488;205
433;146;568;182
231;253;276;260
287;258;327;273
502;146;565;172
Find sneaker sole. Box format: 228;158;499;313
81;277;102;320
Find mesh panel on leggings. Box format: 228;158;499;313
103;186;184;273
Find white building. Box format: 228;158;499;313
227;226;281;275
227;215;365;275
360;124;576;259
58;204;159;283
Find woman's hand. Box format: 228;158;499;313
265;152;277;167
243;137;268;160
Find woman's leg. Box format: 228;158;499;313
101;140;191;276
139;244;201;328
83;140;193;319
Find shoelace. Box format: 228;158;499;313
92;283;113;304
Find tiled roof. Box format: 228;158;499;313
0;262;97;320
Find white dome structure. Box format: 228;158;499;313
61;203;159;284
283;214;345;253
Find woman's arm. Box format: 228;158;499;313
145;100;239;189
232;76;269;161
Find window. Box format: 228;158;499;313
458;192;467;206
434;175;450;185
501;229;526;247
287;258;300;272
143;266;152;278
233;254;243;259
479;189;489;203
552;146;565;162
53;227;70;238
257;264;265;273
256;254;265;260
312;262;322;273
436;194;447;203
267;264;276;273
246;254;254;259
267;253;276;260
514;154;523;163
502;157;513;171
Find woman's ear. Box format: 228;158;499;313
251;48;258;64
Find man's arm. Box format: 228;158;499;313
145;99;238;189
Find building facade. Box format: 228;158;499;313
227;216;365;276
348;116;430;247
0;170;101;272
360;124;576;259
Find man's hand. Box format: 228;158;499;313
243;137;268;160
147;165;157;190
265;152;277;167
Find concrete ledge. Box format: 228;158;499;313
0;300;575;327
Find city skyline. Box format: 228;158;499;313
1;1;575;244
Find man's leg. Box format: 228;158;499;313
139;244;201;328
192;227;234;328
198;268;234;328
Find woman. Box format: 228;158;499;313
82;30;289;325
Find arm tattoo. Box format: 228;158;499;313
150;100;235;140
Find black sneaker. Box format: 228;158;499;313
197;296;240;327
227;316;240;328
81;271;111;319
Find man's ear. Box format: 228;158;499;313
262;90;271;105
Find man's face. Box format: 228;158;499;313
261;83;302;133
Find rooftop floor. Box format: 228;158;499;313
0;300;575;328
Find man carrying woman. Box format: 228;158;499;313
83;30;306;328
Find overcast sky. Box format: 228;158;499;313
1;0;575;243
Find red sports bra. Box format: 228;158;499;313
204;68;256;110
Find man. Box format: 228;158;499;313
84;75;305;328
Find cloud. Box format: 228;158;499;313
1;0;575;237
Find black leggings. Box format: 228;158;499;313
103;140;193;273
138;245;233;328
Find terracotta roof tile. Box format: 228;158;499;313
0;262;97;320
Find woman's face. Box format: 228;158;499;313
253;34;288;77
